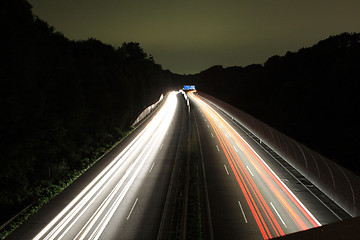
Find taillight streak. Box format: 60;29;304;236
188;91;321;239
202;99;282;239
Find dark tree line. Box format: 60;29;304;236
0;0;179;223
193;32;360;173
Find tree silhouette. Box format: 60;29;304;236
0;0;179;224
196;32;360;174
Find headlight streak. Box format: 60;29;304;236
33;92;178;240
35;121;153;240
85;130;162;240
188;91;320;239
87;98;177;240
74;131;159;240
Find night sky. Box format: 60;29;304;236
28;0;360;74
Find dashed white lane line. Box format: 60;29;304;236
270;202;287;228
238;201;248;223
211;133;214;138
159;143;164;149
207;124;210;128
216;145;220;152
233;146;238;152
224;165;230;175
246;165;254;176
127;198;139;220
149;162;155;173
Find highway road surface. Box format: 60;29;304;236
9;91;185;240
188;91;349;240
8;89;350;240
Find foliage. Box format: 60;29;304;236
193;32;360;172
0;129;132;239
0;0;177;227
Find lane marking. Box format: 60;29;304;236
270;202;287;228
127;198;139;220
224;165;229;175
207;124;210;128
149;162;155;173
159;143;164;149
246;166;254;177
233;146;238;152
211;133;214;138
259;140;340;221
238;201;248;223
197;93;322;227
189;91;322;234
36;92;178;240
216;145;220;152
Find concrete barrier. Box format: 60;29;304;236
199;92;360;217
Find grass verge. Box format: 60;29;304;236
0;128;134;240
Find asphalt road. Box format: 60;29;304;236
8;90;350;240
188;91;348;240
9;91;185;240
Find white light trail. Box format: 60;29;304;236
33;92;178;240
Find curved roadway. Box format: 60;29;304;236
9;91;185;240
188;90;348;240
8;90;349;240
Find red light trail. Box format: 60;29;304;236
188;91;320;239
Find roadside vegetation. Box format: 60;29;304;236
2;0;359;238
0;0;180;236
0;129;132;239
189;32;360;174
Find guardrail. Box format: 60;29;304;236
199;92;360;217
132;94;164;127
